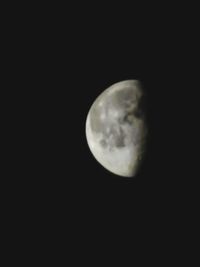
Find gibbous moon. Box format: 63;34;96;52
85;80;147;177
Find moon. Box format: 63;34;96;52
85;80;147;177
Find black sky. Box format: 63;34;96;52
11;2;198;261
33;12;187;213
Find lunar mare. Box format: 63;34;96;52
85;80;147;177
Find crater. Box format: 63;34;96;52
99;139;108;148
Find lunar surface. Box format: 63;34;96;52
85;80;147;177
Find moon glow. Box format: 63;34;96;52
85;80;147;177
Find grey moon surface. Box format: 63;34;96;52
85;80;147;177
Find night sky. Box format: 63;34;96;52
23;4;195;260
